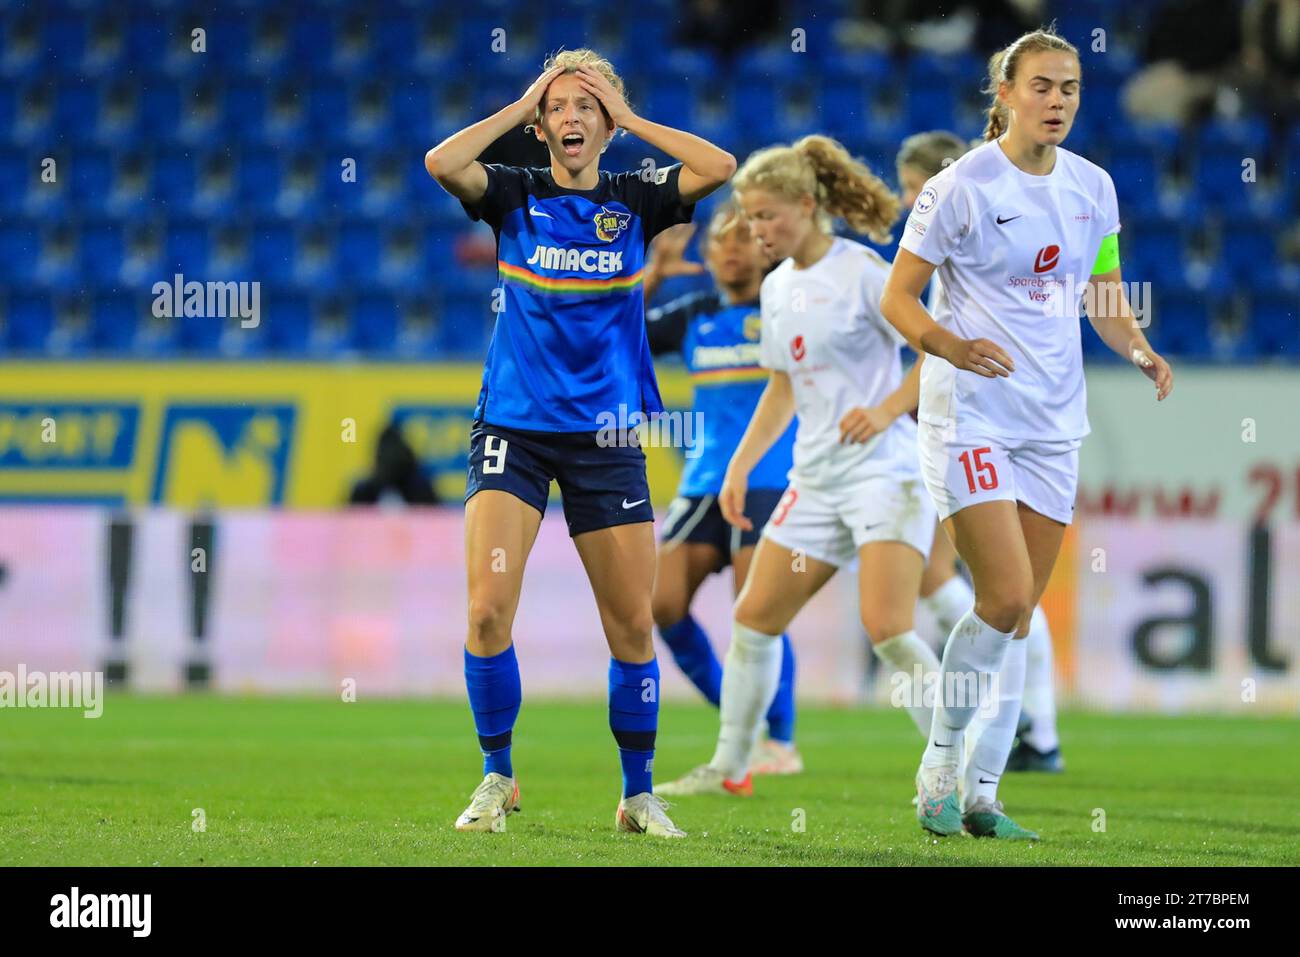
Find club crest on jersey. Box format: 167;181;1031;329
593;206;631;242
743;312;762;342
790;334;806;361
1034;244;1061;273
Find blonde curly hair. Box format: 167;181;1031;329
733;135;901;245
531;48;630;152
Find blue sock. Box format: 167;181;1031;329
609;657;658;798
658;614;722;705
464;645;521;778
764;633;797;743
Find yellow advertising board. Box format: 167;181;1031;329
0;362;696;507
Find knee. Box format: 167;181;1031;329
606;607;656;659
734;593;785;637
974;583;1031;635
860;608;913;644
651;592;689;632
466;593;514;650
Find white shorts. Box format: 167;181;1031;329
760;475;936;568
917;422;1080;525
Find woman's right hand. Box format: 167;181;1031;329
942;336;1015;378
648;224;706;280
514;65;566;125
719;469;751;531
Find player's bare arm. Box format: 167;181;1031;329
839;358;922;444
881;248;1015;378
720;371;795;530
1086;265;1174;401
424;65;565;203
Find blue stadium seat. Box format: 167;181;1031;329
374;15;418;71
239;151;282;211
164;219;210;274
1218;219;1280;286
70;149;113;211
352;293;400;352
291;18;335;71
438;291;492;355
1251;293;1297;358
55;83;99;140
5;292;55;353
154;150;198;212
337;222;382;282
225;81;267;139
137;82;180;138
261;289;312;354
79;220;124;286
1149;291;1216;358
90;292;141;353
45;15;86;69
0;150;28;216
1195;147;1258;213
251;219;296;282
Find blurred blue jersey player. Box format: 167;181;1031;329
642;201;803;777
426;49;734;838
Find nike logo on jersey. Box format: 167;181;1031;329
529;205;554;219
978;777;998;785
996;214;1022;224
622;498;647;509
525;245;624;273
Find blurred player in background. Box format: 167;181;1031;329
897;131;1065;774
660;135;943;797
643;203;803;776
425;48;735;837
882;28;1173;840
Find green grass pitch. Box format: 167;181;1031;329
1;695;1296;866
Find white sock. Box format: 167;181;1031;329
920;576;974;643
963;636;1027;810
1021;605;1060;753
921;610;1013;772
874;630;941;738
710;621;782;780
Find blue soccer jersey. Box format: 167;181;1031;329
460;163;697;432
647;290;796;496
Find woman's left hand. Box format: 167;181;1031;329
839;405;894;444
1130;342;1173;401
574;65;636;128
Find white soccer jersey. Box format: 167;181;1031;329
759;237;920;490
899;140;1121;442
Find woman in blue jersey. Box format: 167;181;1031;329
426;48;735;838
642;201;803;776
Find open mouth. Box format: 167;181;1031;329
561;133;584;156
1044;118;1064;130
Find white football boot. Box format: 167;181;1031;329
453;772;520;833
654;763;753;797
616;792;687;838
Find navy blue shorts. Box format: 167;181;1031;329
658;488;786;568
465;420;655;537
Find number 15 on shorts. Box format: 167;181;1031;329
958;447;999;493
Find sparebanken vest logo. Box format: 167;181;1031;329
1034;244;1061;273
790;335;806;361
